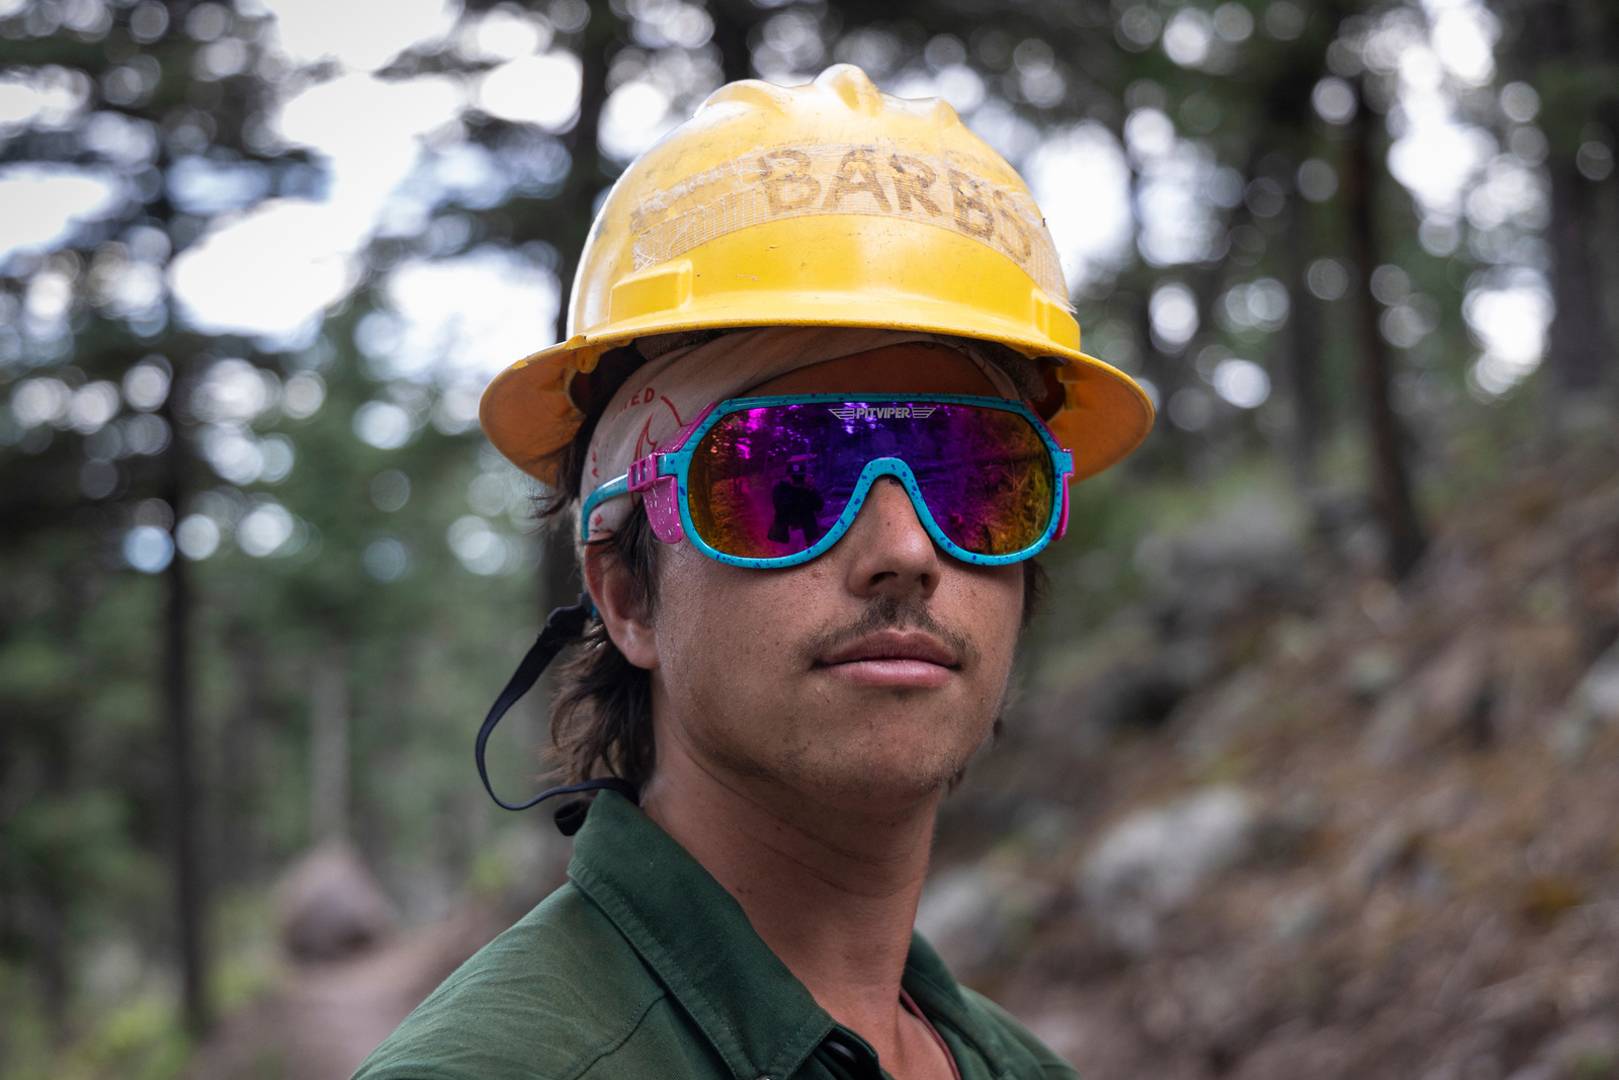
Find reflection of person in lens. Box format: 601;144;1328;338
768;463;825;546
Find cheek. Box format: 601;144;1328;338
953;569;1026;724
961;566;1025;660
651;549;808;690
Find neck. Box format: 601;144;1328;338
639;731;940;1056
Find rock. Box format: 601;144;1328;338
1160;638;1221;692
1175;668;1269;764
1422;638;1494;745
1343;646;1402;703
1345;818;1426;894
1362;639;1493;764
1079;786;1258;951
1503;1065;1557;1080
1477;972;1558;1030
1362;691;1420;766
275;839;398;962
1075;658;1189;734
1268;886;1329;944
1270;614;1326;663
1168;489;1305;588
1250;790;1327;865
1536;1018;1619;1077
1581;649;1619;718
1553;641;1619;760
915;863;1038;977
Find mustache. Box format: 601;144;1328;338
800;595;978;670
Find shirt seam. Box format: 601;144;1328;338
763;1008;841;1080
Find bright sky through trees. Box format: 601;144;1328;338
0;0;1553;401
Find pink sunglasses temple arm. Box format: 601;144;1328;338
1054;466;1074;541
1030;408;1076;543
623;401;719;546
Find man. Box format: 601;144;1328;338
354;64;1151;1080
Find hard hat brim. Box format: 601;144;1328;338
479;292;1155;490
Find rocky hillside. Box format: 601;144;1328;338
926;438;1619;1079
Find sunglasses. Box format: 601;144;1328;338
581;393;1075;567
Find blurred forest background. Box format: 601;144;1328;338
2;0;1617;1076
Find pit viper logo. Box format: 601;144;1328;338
828;405;938;420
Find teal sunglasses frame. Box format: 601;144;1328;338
579;393;1076;569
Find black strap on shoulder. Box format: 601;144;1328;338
474;591;639;835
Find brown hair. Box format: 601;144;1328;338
532;341;1048;788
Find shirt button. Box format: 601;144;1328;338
824;1035;861;1064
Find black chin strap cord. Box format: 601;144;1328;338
474;592;639;835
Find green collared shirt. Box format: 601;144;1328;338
352;791;1078;1079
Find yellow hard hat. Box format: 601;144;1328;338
479;64;1154;488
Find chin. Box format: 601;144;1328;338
681;681;1000;807
787;722;989;807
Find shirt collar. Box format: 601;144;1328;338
568;790;1010;1078
568;789;836;1080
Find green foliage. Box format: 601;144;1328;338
0;961;55;1078
7;791;133;897
66;993;192;1080
209;890;281;1013
1571;1051;1619;1080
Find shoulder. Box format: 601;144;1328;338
955;985;1082;1079
351;883;666;1080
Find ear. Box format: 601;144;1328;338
583;538;659;671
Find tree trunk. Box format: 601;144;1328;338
530;3;622;741
31;891;69;1043
159;364;209;1037
1279;182;1324;496
1132;284;1189;469
1344;74;1426;580
551;3;613;349
1538;0;1612;420
710;0;754;83
221;623;265;879
1545;152;1607;404
32;713;72;1042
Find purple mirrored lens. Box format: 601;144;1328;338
685;401;1054;559
911;408;1053;554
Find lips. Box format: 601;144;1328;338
815;630;961;670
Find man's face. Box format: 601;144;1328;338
641;341;1027;811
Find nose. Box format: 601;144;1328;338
841;476;941;601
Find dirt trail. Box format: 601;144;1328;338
190;905;508;1080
